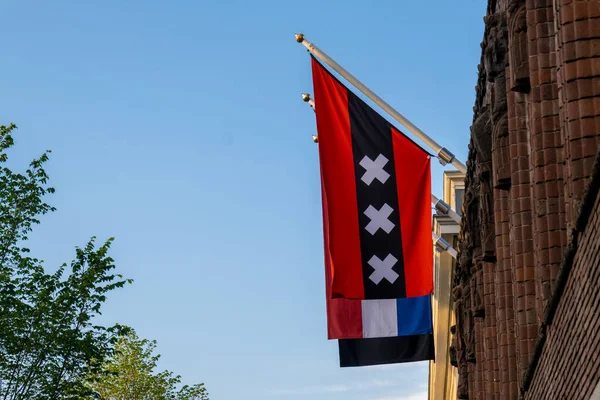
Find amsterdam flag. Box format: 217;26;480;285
312;56;433;300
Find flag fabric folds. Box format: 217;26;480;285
338;334;434;367
312;56;433;300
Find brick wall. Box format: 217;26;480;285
525;0;567;325
525;156;600;399
451;0;600;398
494;187;518;398
554;0;600;230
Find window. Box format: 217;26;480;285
455;189;464;216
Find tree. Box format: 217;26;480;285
86;330;209;400
0;123;132;399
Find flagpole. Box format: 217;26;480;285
302;93;462;225
431;194;461;224
301;93;315;111
296;33;467;174
432;232;458;260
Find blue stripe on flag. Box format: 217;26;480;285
396;295;433;336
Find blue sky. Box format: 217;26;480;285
1;1;484;399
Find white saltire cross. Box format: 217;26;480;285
364;203;395;235
368;254;399;285
359;154;390;185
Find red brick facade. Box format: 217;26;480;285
451;0;600;398
525;167;600;398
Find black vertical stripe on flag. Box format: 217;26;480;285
348;91;406;299
338;334;434;367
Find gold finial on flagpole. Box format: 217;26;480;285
302;93;315;110
295;33;305;43
301;92;317;143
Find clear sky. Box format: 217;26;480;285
1;1;485;399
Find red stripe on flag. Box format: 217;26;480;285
321;175;362;339
312;57;364;300
391;127;433;297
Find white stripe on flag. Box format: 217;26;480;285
361;299;398;338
